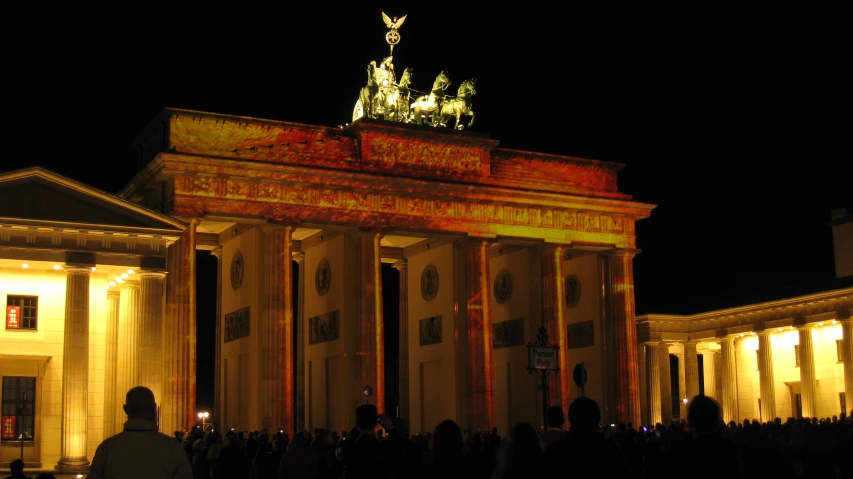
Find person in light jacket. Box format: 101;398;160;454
89;386;193;479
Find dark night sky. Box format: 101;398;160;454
6;8;849;408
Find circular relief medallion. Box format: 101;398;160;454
494;269;513;304
315;259;331;296
564;275;582;307
230;251;244;291
420;264;439;301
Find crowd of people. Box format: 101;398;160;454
7;386;853;478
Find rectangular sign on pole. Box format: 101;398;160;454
528;346;559;370
6;306;21;329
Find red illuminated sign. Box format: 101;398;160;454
1;416;15;439
6;306;21;329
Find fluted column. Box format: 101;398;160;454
294;252;306;432
702;351;717;400
261;225;295;434
115;280;140;428
162;220;198;435
797;327;817;418
137;271;167;423
465;239;495;430
684;342;700;403
605;249;641;426
646;343;662;425
656;342;672;424
841;313;853;416
392;260;409;427
676;352;686;418
541;245;569;416
352;231;385;414
102;290;121;438
638;341;648;427
57;266;91;472
211;247;223;426
757;330;776;421
720;337;739;423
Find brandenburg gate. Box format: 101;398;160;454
117;13;655;436
120;107;654;435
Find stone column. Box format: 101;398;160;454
541;245;569;416
656;342;672;424
646;343;662;425
713;351;722;402
465;239;496;431
349;231;386;414
797;327;817;418
137;271;167;420
211;247;223;426
261;225;295;434
676;352;686;418
115;280;140;428
162;220;198;435
605;249;641;426
102;290;121;438
294;252;306;433
720;337;739;423
392;260;409;428
638;341;648;427
702;351;717;400
841;312;853;416
57;266;91;472
684;341;700;403
757;330;776;421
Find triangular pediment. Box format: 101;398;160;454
0;167;185;233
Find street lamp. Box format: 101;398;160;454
197;411;209;430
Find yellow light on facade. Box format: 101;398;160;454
109;281;116;287
53;264;61;270
818;322;823;327
121;273;128;278
832;319;837;324
91;267;96;272
104;285;109;289
789;326;794;330
22;263;29;268
739;333;745;337
682;398;689;404
750;332;755;335
777;328;782;332
127;269;135;275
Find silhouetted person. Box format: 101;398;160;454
490;423;541;479
541;405;567;449
214;431;246;479
89;386;192;479
665;395;744;479
423;419;479;479
34;474;55;479
339;404;392;479
4;459;31;479
541;397;634;479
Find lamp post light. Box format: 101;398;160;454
197;411;209;431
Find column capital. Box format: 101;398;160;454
107;289;121;299
293;251;305;264
608;248;641;259
391;259;407;271
63;266;93;274
137;270;168;279
211;246;223;259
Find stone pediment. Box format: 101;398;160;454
0;167;185;233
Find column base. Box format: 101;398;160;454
56;457;90;473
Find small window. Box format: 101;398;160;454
794;344;800;367
1;376;36;440
841;393;847;416
838;340;845;363
6;295;38;330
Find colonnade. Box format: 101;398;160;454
642;317;853;426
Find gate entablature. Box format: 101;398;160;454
131;108;632;199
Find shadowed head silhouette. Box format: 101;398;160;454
123;386;157;422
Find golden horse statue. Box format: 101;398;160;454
434;78;477;129
382;67;413;122
410;70;451;125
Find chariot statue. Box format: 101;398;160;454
351;12;478;129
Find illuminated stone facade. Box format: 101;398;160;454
0;168;190;471
120;108;655;435
637;288;853;425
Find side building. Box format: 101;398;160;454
637;208;853;425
